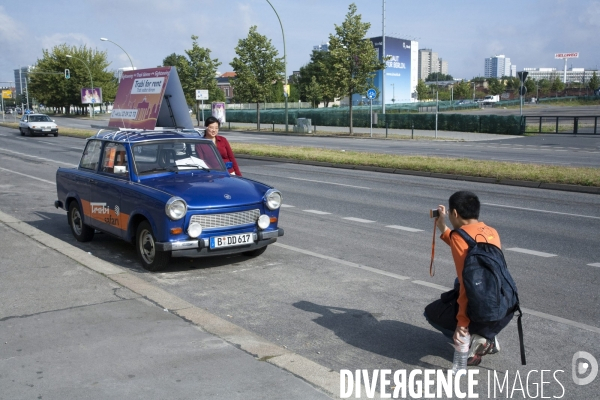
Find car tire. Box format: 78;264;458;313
54;132;58;137
68;202;94;242
19;128;24;136
243;246;268;257
136;221;170;272
28;128;34;136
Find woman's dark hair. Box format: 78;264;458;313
204;116;220;127
448;190;480;220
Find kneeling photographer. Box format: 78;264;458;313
424;190;521;367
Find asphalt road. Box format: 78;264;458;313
0;126;599;398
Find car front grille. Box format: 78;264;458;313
190;209;260;229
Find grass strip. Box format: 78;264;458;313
231;143;600;187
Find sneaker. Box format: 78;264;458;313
488;337;501;355
467;334;492;366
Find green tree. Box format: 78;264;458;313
163;36;225;107
504;76;521;91
538;79;551;97
328;3;384;134
230;25;284;130
297;49;338;107
305;76;322;108
28;44;117;114
551;76;565;95
453;80;471;99
425;72;453;82
487;78;505;95
524;78;537;98
588;71;600;91
415;79;429;101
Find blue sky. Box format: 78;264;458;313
1;0;599;86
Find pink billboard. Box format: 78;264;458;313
108;67;171;130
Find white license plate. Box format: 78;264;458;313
210;233;253;249
42;128;50;131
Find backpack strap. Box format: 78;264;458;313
515;302;527;365
451;228;477;247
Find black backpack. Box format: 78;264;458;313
453;228;526;364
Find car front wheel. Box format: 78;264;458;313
136;221;170;272
19;128;24;136
68;202;94;242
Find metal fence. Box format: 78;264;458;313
522;116;599;134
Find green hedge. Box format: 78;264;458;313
226;109;523;134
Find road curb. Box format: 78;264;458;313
0;209;343;399
237;154;600;195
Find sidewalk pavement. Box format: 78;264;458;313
0;210;335;400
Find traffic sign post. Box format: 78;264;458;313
367;89;376;138
195;90;209;126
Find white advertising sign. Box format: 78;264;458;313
196;89;209;100
554;52;579;59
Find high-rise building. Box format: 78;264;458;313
484;55;515;78
438;58;449;76
418;49;438;80
312;43;329;52
13;66;32;98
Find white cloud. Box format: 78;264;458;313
579;1;600;27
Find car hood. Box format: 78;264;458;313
140;173;268;208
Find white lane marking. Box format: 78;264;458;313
506;247;557;257
0;166;55;185
0;147;77;166
521;307;600;335
588;263;600;267
37;140;82;150
303;210;331;215
489;157;572;165
483;202;600;220
343;217;375;223
412;281;452;291
280;204;295;208
275;242;600;334
288;177;370;189
386;225;424;232
273;242;411;280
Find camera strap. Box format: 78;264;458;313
429;218;436;276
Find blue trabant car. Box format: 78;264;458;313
54;129;284;271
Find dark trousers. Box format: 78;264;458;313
424;279;513;341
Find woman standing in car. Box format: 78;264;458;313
202;116;242;176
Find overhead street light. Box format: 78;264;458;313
265;0;288;132
100;37;135;70
66;54;94;118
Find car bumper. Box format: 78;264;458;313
28;128;58;134
155;227;284;257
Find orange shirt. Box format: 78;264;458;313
440;222;501;327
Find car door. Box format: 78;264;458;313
88;142;129;238
19;115;28;131
76;140;103;227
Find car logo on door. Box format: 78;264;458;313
224;194;231;199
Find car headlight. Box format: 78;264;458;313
165;197;187;220
257;214;270;230
187;222;202;238
264;189;282;210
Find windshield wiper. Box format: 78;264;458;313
139;166;179;174
175;164;210;172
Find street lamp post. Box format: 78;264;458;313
391;83;395;103
100;38;134;70
66;54;94;118
265;0;288;132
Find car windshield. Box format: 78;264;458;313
29;115;52;122
132;140;226;175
